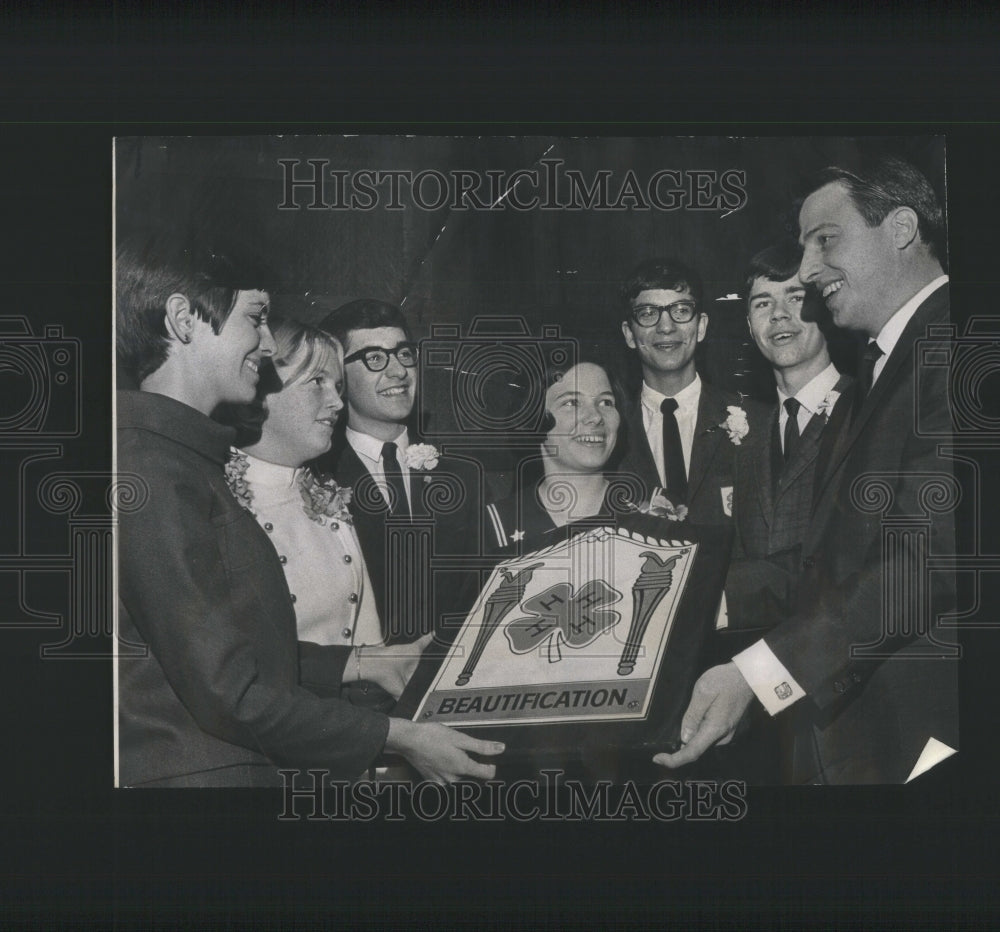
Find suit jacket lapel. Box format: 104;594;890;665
753;408;778;525
814;286;948;505
624;400;660;489
687;383;725;503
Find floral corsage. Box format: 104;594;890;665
298;470;353;527
404;443;440;471
720;405;750;445
224;448;256;515
625;490;689;522
815;389;842;424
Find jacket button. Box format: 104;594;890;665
342;628;353;639
290;594;297;604
348;593;358;603
279;555;287;565
331;522;340;531
264;522;274;532
343;554;352;563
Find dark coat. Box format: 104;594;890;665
724;372;854;636
764;285;958;784
323;433;486;645
116;391;389;787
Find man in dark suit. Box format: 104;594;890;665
616;257;768;526
318;300;483;647
724;242;853;639
655;157;957;784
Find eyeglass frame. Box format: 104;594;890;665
628;300;700;328
343;342;419;372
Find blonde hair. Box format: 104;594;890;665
271;318;344;386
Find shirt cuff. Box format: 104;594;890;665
732;639;806;716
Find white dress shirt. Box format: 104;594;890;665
242;453;383;647
640;374;702;487
345;425;413;511
732;275;950;715
776;362;840;454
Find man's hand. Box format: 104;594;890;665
386;719;504;784
652;662;755;769
352;633;434;699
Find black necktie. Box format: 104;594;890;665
660;398;688;505
381;441;410;519
783;397;801;463
853;340;885;420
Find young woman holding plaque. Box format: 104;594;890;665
484;352;679;558
116;238;502;787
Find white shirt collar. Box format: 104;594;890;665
346;425;409;465
641;372;702;415
874;275;949;359
777;362;840;416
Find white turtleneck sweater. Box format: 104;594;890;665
240;453;383;648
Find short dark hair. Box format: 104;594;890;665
620;257;704;320
116;234;277;385
742;241;803;309
803;156;946;262
318;298;413;347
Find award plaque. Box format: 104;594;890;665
398;514;730;776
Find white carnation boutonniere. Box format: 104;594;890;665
815;389;842;424
404;443;440;476
224;448;256;516
625;490;689;522
720;405;750;446
298;470;353;527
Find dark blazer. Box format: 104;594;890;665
116;391;389;788
616;380;770;527
725;373;854;635
764;284;958;784
323;433;485;645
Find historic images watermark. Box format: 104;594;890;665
278;769;749;823
277;158;749;213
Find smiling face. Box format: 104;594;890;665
192;289;275;409
621;287;707;391
798;181;899;335
257;342;345;468
341;326;416;439
543;362;621;475
747;274;828;377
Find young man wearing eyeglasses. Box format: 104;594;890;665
318;300;483;654
616;257;768;528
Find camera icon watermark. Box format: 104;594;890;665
418;316;577;441
0;317;80;438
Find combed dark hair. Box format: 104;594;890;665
741;241;861;374
620;257;704;319
116;233;278;385
742;241;803;304
318;298;412;347
804;156;946;262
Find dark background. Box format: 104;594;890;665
2;6;1000;928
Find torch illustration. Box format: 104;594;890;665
456;562;543;686
617;551;682;676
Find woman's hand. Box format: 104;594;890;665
350;633;434;699
385;718;504;784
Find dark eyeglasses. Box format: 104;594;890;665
630;301;698;327
343;343;419;372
